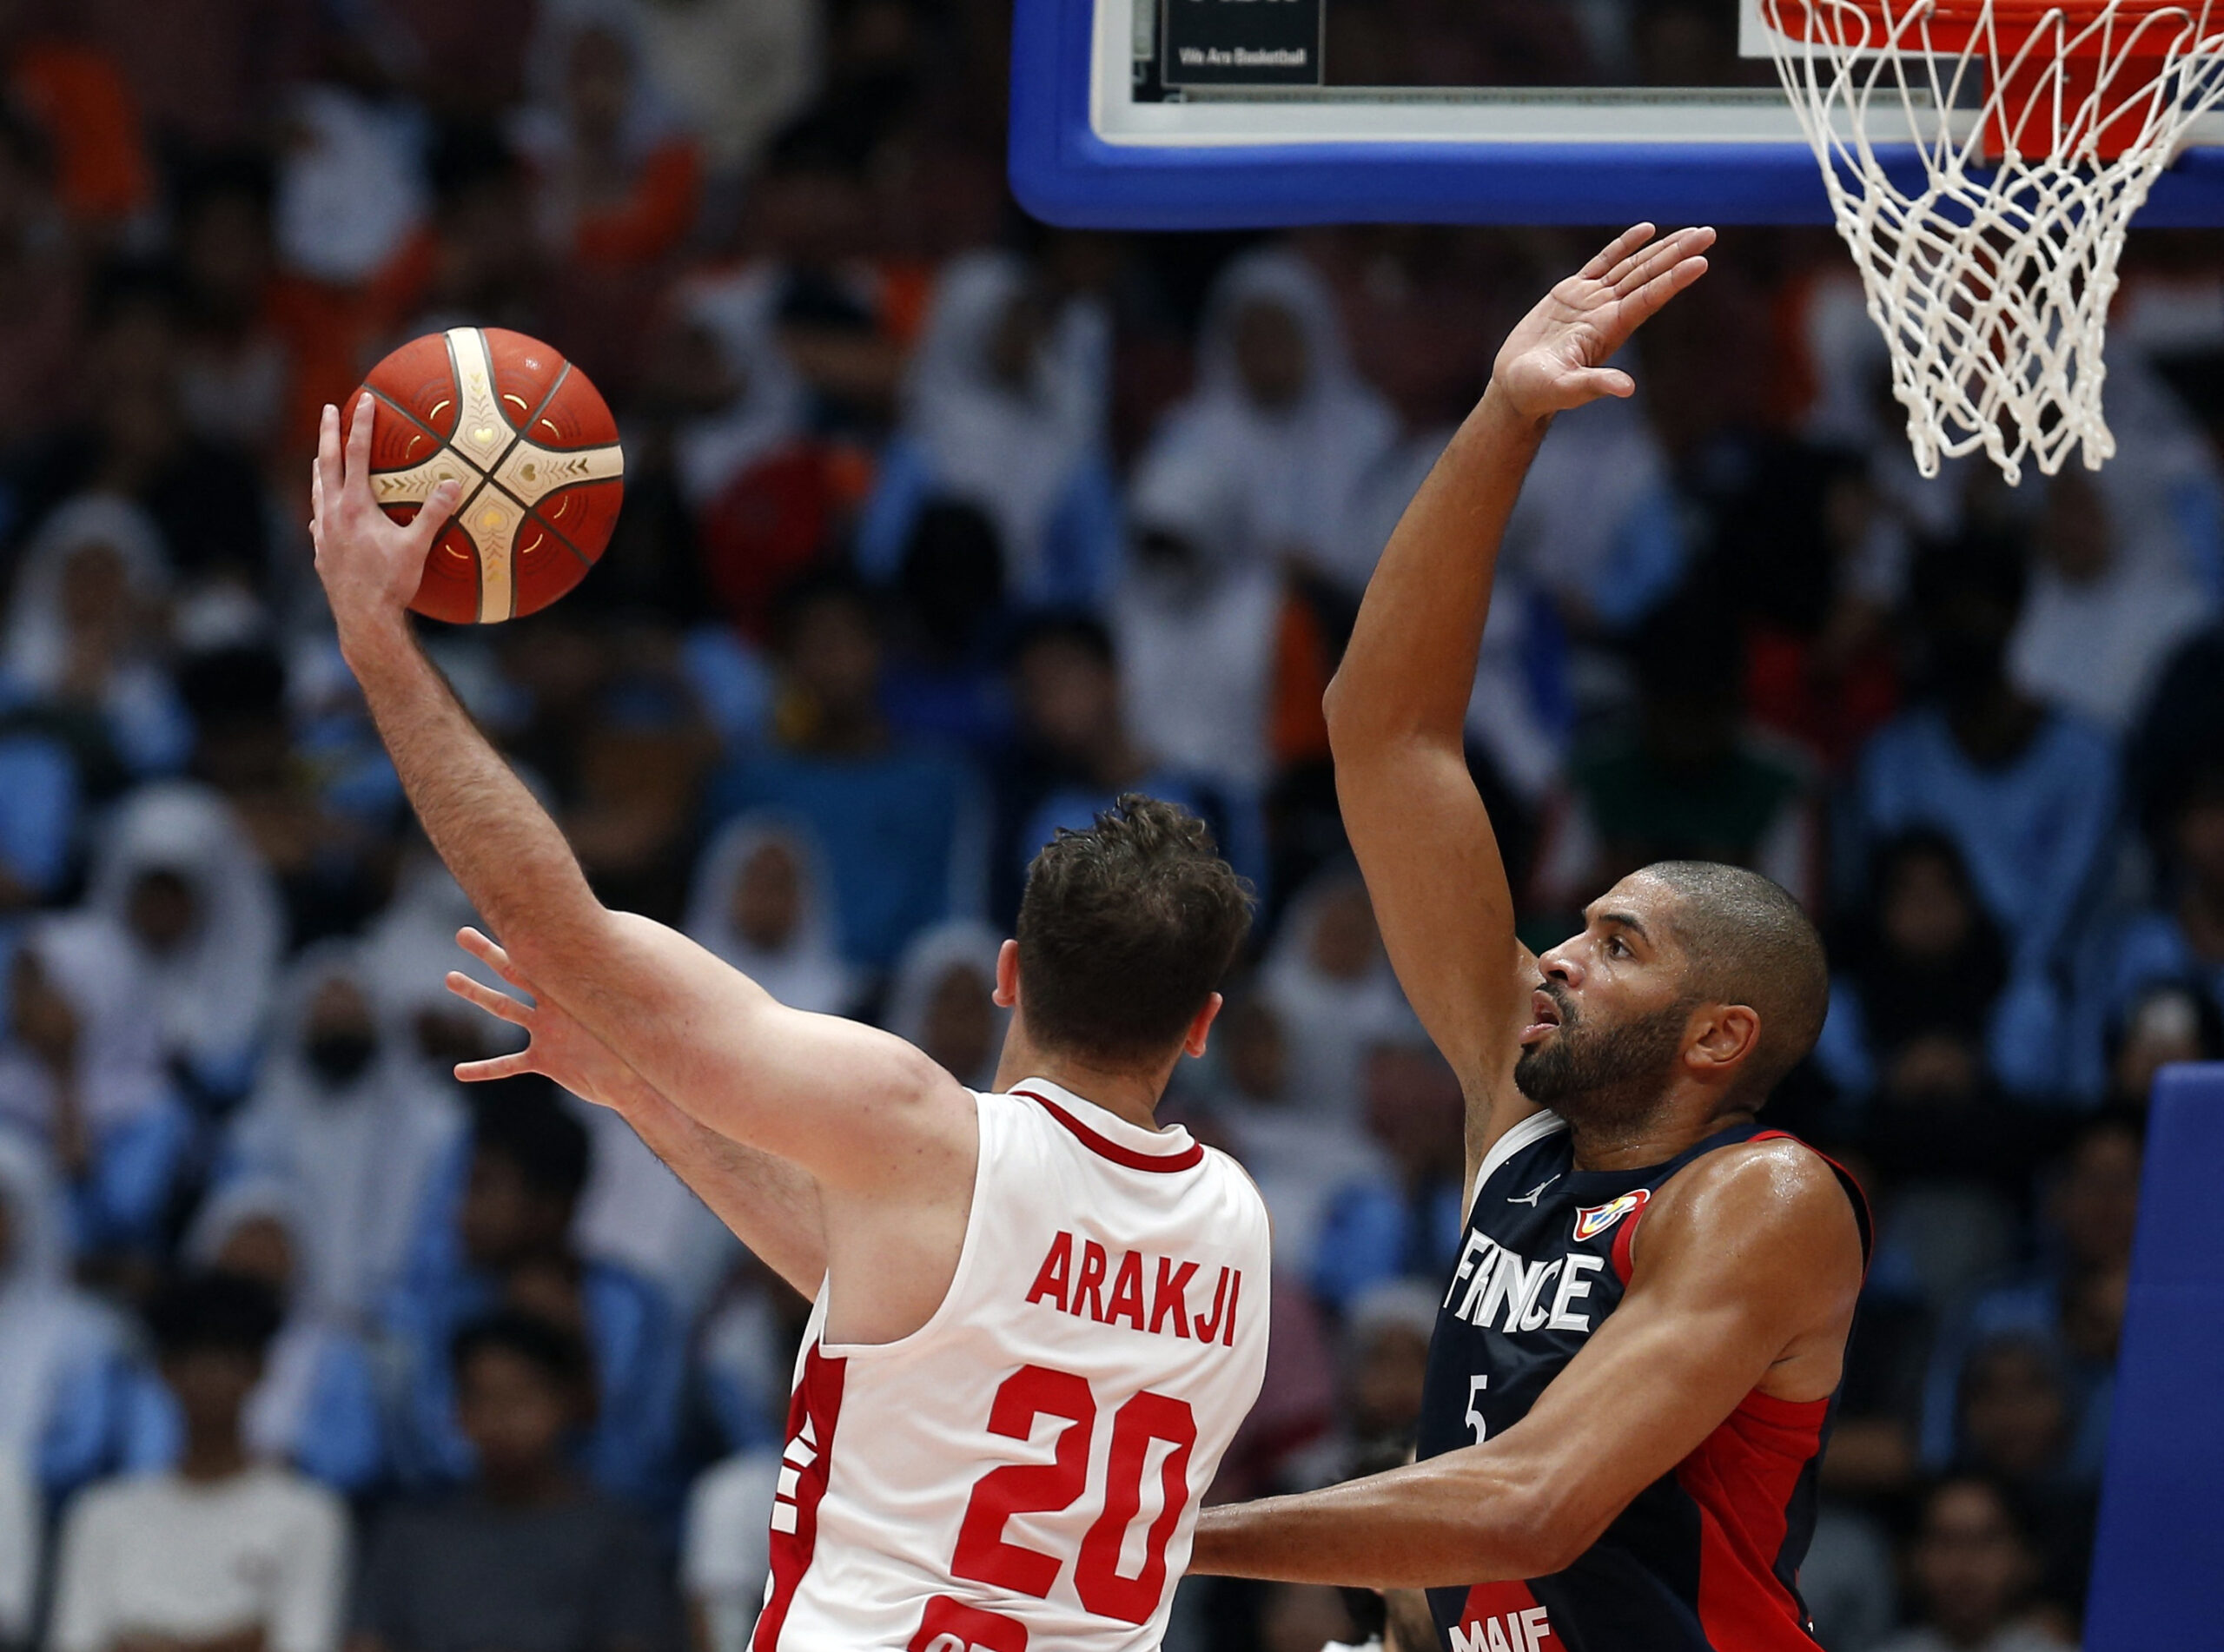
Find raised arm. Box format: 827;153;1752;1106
1325;226;1712;1164
444;928;827;1295
308;396;974;1202
1188;1139;1863;1587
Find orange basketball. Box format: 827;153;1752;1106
345;327;624;624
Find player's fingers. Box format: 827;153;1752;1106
408;477;464;560
308;461;323;539
1610;226;1708;297
1566;367;1637;402
444;968;532;1028
344;390;377;496
314;405;344;519
1582;222;1656;282
456;926;533;993
454;1053;536;1084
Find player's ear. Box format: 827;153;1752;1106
1182;992;1224;1061
993;938;1021;1010
1685;1003;1761;1081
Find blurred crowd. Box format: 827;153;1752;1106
0;2;2217;1651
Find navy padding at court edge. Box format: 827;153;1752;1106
2087;1061;2224;1649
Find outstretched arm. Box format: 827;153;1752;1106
444;928;827;1295
1325;226;1712;1174
308;395;974;1199
1188;1140;1863;1587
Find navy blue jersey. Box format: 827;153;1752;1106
1415;1113;1870;1652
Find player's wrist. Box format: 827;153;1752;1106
1479;374;1555;433
335;603;418;676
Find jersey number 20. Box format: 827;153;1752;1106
949;1364;1199;1624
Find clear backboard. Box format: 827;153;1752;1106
1009;0;2224;227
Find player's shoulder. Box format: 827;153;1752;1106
1199;1140;1274;1219
1645;1133;1864;1267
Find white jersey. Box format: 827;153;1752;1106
751;1079;1273;1652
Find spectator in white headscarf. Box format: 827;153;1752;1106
2;494;191;779
610;0;818;185
0;915;191;1252
1114;435;1284;794
219;944;465;1328
121;1180;386;1495
2009;466;2216;730
1259;867;1410;1124
666;268;811;512
857;250;1121;611
682;812;859;1015
881;920;1009;1092
359;844;519;1080
88;783;282;1096
1139;246;1397;592
0;1132;130;1499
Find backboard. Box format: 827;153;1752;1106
1009;0;2224;228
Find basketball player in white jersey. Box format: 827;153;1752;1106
308;398;1272;1652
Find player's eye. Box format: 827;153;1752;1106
1605;935;1629;958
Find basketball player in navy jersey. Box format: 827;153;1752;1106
1188;225;1870;1652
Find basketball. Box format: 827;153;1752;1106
344;327;625;624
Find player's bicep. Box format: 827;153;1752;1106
554;910;975;1191
1335;738;1525;1085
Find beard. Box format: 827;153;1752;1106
1513;983;1691;1137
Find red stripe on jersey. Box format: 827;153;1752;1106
1609;1202;1641;1285
1673;1387;1830;1650
1452;1579;1559;1652
1013;1088;1206;1173
751;1344;848;1651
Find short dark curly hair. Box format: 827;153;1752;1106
1016;795;1254;1065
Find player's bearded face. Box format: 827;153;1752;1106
1513;979;1692;1126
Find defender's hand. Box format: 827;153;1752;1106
310;391;462;638
443;925;641;1111
1492;224;1714;422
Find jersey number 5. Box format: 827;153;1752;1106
950;1364;1199;1624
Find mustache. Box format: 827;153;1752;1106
1539;981;1578;1026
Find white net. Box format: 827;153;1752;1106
1762;1;2224;481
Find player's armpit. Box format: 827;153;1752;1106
1188;1139;1861;1589
533;909;978;1200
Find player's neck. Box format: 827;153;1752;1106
995;1034;1172;1133
1565;1103;1757;1173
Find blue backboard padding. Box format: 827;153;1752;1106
1009;0;2224;227
2087;1062;2224;1649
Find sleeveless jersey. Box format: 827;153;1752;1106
750;1079;1273;1652
1415;1113;1871;1652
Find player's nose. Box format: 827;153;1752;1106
1538;943;1582;989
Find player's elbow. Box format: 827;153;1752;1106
1323;667;1385;759
1473;1468;1595;1580
1324;659;1449;758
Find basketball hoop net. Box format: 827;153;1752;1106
1762;2;2224;481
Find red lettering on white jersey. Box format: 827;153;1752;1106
752;1080;1271;1651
